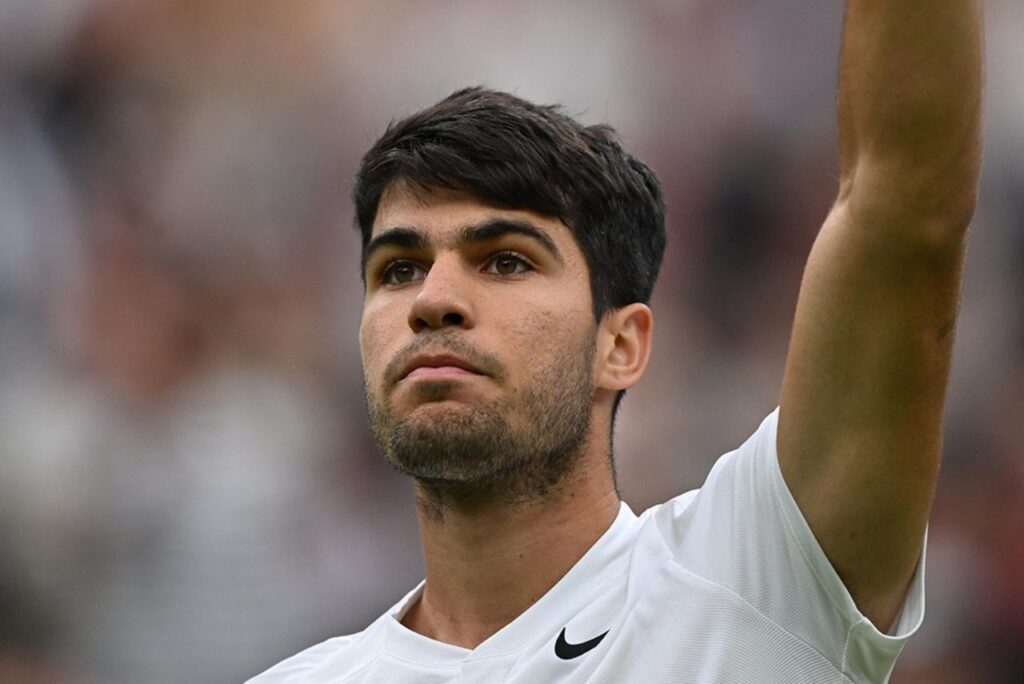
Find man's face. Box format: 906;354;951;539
359;184;600;503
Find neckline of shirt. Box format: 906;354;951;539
381;501;639;668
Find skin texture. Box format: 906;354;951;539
364;257;597;515
778;0;983;631
360;184;652;648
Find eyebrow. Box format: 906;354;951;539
361;227;428;280
361;218;564;280
457;219;564;265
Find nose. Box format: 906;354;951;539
407;255;475;333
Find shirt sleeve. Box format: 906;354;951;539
653;408;925;683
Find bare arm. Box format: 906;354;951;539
778;0;983;630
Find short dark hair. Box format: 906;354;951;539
353;87;666;321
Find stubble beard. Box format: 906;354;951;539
366;336;596;515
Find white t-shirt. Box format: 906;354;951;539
248;410;925;683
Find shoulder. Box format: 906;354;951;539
245;630;376;683
246;584;425;683
635;408;926;681
646;409;780;532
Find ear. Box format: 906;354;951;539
595;303;653;391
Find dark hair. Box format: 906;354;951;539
353;87;666;321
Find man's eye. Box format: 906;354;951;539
485;252;532;276
381;260;426;285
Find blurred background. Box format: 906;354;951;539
0;0;1020;682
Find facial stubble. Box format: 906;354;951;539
366;334;597;512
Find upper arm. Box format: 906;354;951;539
777;182;967;630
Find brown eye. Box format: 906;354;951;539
486;252;531;276
381;261;425;285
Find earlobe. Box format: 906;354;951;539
597;303;653;391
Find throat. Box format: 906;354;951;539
404;483;620;649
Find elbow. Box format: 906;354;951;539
839;156;980;250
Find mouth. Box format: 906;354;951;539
399;353;486;383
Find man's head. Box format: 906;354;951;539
354;87;665;509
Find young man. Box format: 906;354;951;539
251;1;983;681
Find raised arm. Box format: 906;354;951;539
777;0;983;630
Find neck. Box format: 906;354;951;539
402;455;619;649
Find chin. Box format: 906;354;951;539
396;382;490;412
403;397;481;424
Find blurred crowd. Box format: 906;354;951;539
0;1;1020;682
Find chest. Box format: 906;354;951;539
352;563;848;684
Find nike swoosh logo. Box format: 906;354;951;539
554;627;609;660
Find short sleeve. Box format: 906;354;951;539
652;409;926;683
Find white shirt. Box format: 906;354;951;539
248;410;925;683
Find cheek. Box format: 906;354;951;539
359;309;391;380
503;301;593;376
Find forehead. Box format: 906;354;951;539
372;183;579;252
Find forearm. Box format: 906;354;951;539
838;0;984;228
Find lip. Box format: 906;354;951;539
406;366;477;380
399;354;484;382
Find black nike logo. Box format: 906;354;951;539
554;627;609;660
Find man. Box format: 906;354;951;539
250;1;982;681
